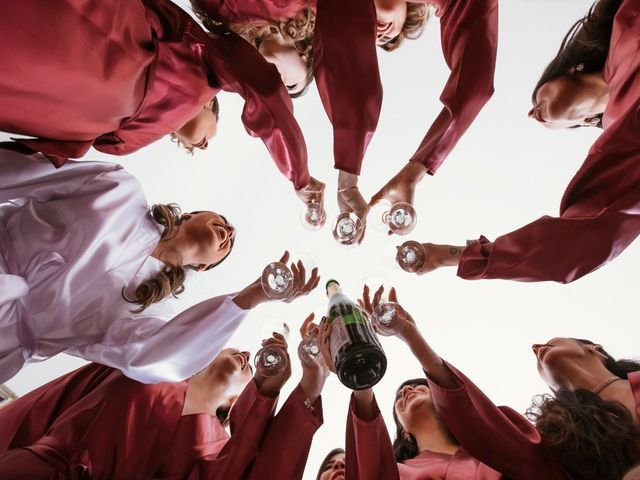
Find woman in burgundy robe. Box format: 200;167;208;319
317;286;503;480
0;0;321;201
191;0;498;238
353;285;640;480
0;330;328;479
410;0;640;283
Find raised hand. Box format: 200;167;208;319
297;313;329;402
254;332;292;397
368;162;426;213
337;171;368;244
296;176;327;225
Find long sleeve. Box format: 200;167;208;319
186;379;278;480
409;0;498;174
426;362;563;479
190;0;308;24
345;393;400;480
313;0;382;175
458;98;640;283
245;384;323;480
203;31;310;189
67;293;249;384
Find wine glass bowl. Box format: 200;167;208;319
254;345;288;377
371;301;405;336
298;336;320;365
261;262;294;299
332;212;363;245
396;241;427;273
383;202;417;235
300;203;326;231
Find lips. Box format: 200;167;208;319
329;471;345;480
532;104;546;123
192;137;207;149
376;19;392;35
233;352;248;370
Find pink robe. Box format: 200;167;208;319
0;0;309;189
344;391;503;479
245;385;323;480
426;362;564;479
458;0;640;283
0;363;277;479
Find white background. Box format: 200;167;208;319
3;1;639;478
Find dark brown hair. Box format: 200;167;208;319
315;448;345;480
191;3;315;98
531;0;622;129
527;339;640;479
379;3;430;52
123;203;234;312
391;378;458;463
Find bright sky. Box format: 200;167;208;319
3;1;639;478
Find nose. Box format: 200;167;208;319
527;107;535;118
333;458;345;470
241;351;250;363
200;139;208;150
532;344;544;357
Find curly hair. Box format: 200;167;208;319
315;448;345;480
526;340;640;479
123;203;234;312
191;3;315;98
379;3;431;52
391;378;458;463
531;0;622;129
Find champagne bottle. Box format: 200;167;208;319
326;279;387;390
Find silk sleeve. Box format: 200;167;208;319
313;0;382;175
190;0;308;23
345;392;400;480
245;384;323;480
458;99;640;283
427;361;564;479
66;294;248;384
203;32;310;189
409;0;498;174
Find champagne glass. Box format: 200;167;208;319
396;240;427;273
254;321;290;377
383;202;417;235
371;301;406;336
261;262;294;299
300;203;326;231
298;335;321;366
332;212;363;245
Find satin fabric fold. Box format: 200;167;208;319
0;0;309;188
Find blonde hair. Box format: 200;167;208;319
191;3;316;97
380;3;431;52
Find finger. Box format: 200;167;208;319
261;337;288;350
289;262;301;297
278;250;290;264
300;312;315;338
357;299;365;309
389;287;399;303
368;190;383;209
297;260;306;286
362;284;373;313
301;267;319;295
373;285;384;309
387;229;393;236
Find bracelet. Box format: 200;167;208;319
337;186;358;193
304;398;316;413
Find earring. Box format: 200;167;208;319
575;63;584;72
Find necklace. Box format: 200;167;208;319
592;376;623;395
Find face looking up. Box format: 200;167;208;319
532;337;606;389
529;73;607;129
374;0;407;45
173;99;218;151
207;348;254;397
394;382;436;432
318;452;345;480
178;211;235;270
258;32;308;96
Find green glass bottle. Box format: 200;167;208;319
326;279;387;390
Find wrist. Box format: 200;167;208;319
441;245;464;267
403;162;427;186
299;372;326;403
233;283;264;310
338;170;359;190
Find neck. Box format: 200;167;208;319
560;360;617;392
410;416;458;455
579;71;610;112
182;368;228;416
150;227;191;267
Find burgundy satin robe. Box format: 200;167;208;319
344;391;503;479
245;385;323;480
0;0;309;189
192;0;382;176
0;363;279;479
458;0;640;283
426;362;565;480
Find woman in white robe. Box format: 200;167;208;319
0;146;320;384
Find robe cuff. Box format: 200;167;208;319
457;235;493;279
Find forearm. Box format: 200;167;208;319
402;326;459;389
352;388;376;421
298;369;328;404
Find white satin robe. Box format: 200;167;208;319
0;148;247;384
